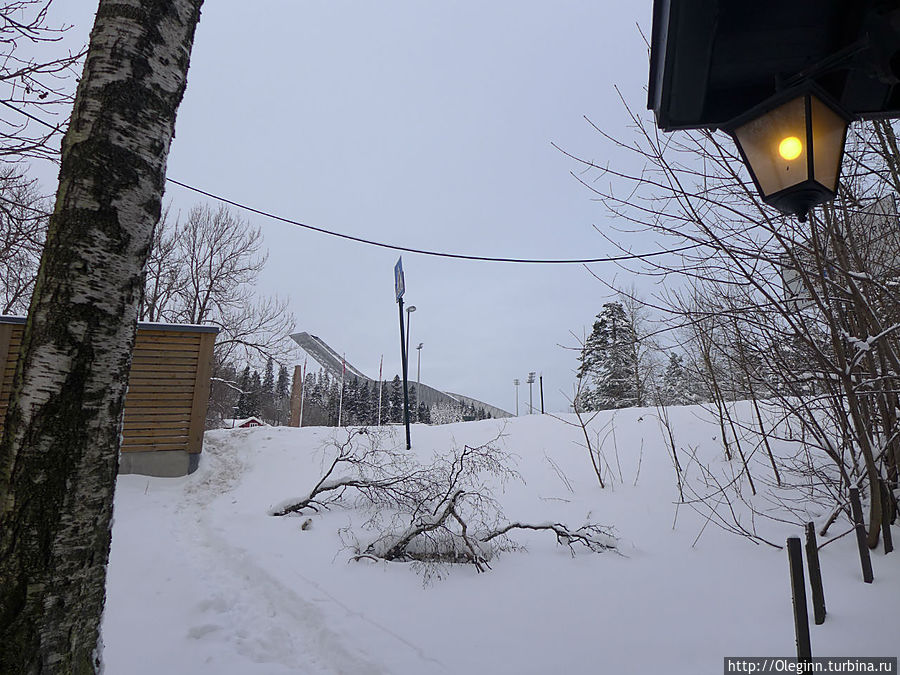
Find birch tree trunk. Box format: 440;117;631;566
0;1;203;672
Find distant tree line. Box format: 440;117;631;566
575;298;824;412
213;364;494;428
575;299;716;411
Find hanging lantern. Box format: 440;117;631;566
725;85;853;221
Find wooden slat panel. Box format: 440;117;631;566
122;411;193;423
124;404;193;414
122;400;194;410
133;343;200;354
122;422;191;430
187;332;215;454
1;321;215;458
128;369;195;381
120;442;189;453
122;424;190;436
131;355;199;367
134;334;199;345
122;435;188;445
126;380;195;390
125;389;194;399
122;428;189;438
0;324;13;370
137;328;204;338
129;363;197;374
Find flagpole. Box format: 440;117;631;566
298;357;307;427
338;354;345;427
377;355;383;426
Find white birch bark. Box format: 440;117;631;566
0;2;203;672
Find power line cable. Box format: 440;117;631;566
165;177;699;264
3;100;701;264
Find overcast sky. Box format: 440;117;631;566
34;1;658;414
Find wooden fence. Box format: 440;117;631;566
0;316;217;471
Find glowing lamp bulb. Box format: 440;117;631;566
778;136;803;161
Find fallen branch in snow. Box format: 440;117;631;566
269;427;428;516
276;426;616;576
482;522;617;555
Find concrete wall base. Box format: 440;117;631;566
119;450;200;477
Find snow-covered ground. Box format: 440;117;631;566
102;406;898;674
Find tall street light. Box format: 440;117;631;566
513;378;520;416
405;305;416;363
527;372;536;414
405;305;416;421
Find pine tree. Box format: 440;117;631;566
578;302;639;410
246;370;263;418
409;384;418;422
261;357;276;423
417;401;429;425
389;375;403;423
327;377;340;426
236;365;252;418
346;377;359;425
358;381;372;425
275;365;290;425
661;353;695;405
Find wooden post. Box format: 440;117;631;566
539;375;544;414
849;487;874;583
880;479;893;554
0;322;16;438
0;321;13;366
804;522;826;625
787;536;812;661
289;365;303;427
187;331;216;454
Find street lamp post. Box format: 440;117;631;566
394;257;411;449
405;305;416;421
527;372;536;414
513;379;520;416
724;85;851;221
405;305;416;364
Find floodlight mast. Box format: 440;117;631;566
527;372;536;414
513;378;520;416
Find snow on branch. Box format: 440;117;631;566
272;426;617;576
482;522;617;555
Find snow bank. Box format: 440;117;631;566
102;408;899;674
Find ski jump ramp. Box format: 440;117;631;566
290;332;512;419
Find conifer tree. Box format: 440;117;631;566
577;302;639;410
246;370;263;418
275;364;290;425
236;365;252;418
389;375;403;423
417;401;430;424
358;381;373;425
327;377;340;426
661;353;694;405
346;377;359;425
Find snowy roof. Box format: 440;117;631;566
223;417;268;428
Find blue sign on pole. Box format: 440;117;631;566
394;257;405;302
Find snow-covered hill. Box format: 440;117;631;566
102;406;898;674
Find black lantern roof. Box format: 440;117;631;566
649;0;900;131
